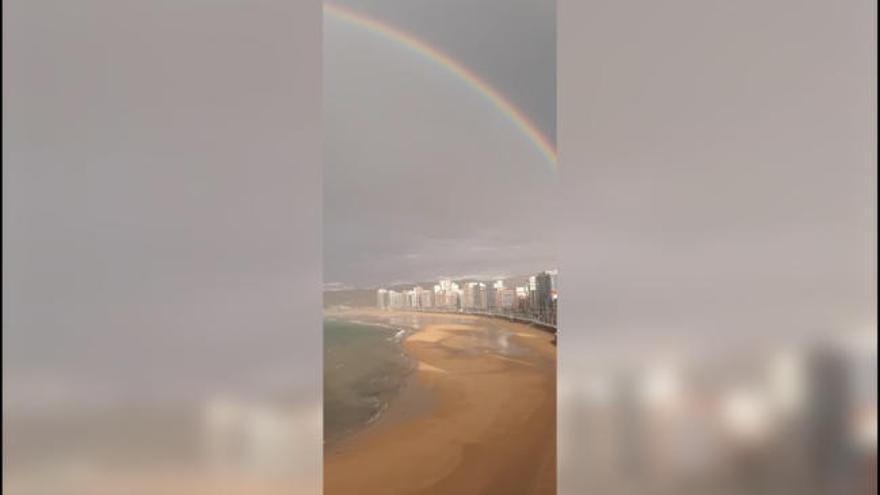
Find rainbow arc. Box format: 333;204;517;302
324;3;557;167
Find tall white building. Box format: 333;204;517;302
460;282;488;310
434;279;460;309
419;288;433;308
404;289;416;308
500;288;516;309
387;290;403;309
462;282;475;309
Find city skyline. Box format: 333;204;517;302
375;269;558;326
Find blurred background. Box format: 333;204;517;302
3;0;322;493
558;0;877;494
3;0;876;494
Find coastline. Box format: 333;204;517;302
324;316;420;446
324;307;556;495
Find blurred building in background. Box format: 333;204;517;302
559;336;877;495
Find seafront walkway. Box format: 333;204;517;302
398;308;557;333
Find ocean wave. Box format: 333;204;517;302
346;319;408;334
324;319;416;445
365;400;389;425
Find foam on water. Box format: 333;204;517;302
323;319;414;445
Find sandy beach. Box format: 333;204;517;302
324;308;556;495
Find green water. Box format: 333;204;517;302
323;319;414;444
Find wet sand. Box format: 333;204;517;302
324;309;556;495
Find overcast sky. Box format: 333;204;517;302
324;0;557;287
4;0;322;409
557;0;877;354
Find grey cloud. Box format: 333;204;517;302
324;0;556;286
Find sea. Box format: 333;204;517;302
323;318;415;445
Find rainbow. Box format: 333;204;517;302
324;3;557;167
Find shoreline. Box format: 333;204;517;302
323;316;422;447
327;305;558;333
324;307;556;495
